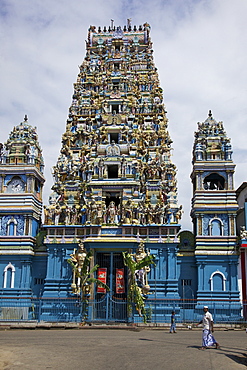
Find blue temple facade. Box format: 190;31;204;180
0;22;242;323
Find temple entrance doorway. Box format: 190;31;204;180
94;252;128;322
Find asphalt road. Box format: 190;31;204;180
0;328;246;370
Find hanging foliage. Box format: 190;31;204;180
68;248;109;322
122;250;156;324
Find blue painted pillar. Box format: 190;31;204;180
61;248;66;278
43;245;59;297
228;261;232;292
197;260;205;291
166;243;179;298
19;259;32;295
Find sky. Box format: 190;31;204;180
0;0;247;231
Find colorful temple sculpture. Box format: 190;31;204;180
0;21;243;323
46;22;181;229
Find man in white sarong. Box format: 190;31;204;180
196;306;220;350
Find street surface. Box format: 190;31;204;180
0;328;246;369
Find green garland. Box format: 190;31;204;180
122;251;156;324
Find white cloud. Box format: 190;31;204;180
0;0;247;230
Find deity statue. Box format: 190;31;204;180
96;203;103;224
80;203;87;225
70;205;78;224
98;158;105;178
175;205;183;223
43;205;52;225
134;241;150;295
121;156;127;178
54;205;61;225
89;200;97;224
64;205;71;225
70;241;88;294
240;226;247;239
107;201;117;224
123;200;133;224
100;124;108;143
167;188;177;206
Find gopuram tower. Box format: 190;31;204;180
191;111;240;308
0;116;45;300
43;22;182;319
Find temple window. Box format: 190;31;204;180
203;173;225;190
209;218;223;236
111;104;119;114
3;262;15;288
34;278;44;285
113;82;119;90
181;279;192;286
107;165;118;178
35;179;40;193
210;270;226;291
7;217;17;236
109;133;119;143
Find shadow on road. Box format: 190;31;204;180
139;338;153;341
225;353;247;367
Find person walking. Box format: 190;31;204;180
169;311;176;333
196;306;220;350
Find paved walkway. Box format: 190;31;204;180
0;328;246;369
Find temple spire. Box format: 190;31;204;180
46;22;182;229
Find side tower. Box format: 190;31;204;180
0;116;45;299
43;22;182;320
191;111;240;313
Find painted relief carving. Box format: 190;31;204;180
44;23;182;226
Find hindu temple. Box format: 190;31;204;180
0;21;242;323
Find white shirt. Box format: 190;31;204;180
202;311;213;330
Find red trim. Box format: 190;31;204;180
241;251;247;301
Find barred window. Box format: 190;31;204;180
34;278;44;285
182;279;192;286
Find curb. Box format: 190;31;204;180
0;322;245;331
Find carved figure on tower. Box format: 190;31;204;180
44;22;182;228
